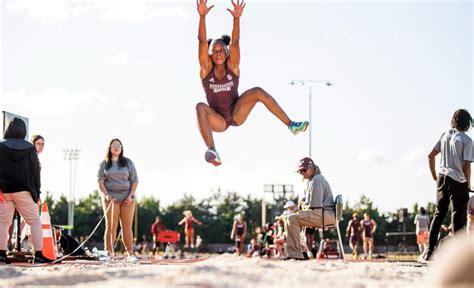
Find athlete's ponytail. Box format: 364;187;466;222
220;34;231;46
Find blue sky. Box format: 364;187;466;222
1;0;472;213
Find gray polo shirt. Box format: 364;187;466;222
303;173;335;209
98;158;138;202
434;129;472;183
414;214;430;232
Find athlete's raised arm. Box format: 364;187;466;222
226;0;245;76
198;0;214;79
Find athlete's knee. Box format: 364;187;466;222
232;117;244;127
249;86;264;93
248;86;266;97
196;102;209;116
252;86;272;101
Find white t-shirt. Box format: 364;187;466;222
434;129;472;183
414;214;430;233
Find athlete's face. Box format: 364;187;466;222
210;43;227;65
110;140;122;157
34;139;45;154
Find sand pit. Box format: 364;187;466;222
1;254;438;287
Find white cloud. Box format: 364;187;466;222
123;100;142;110
106;52;129;65
134;110;156;125
401;148;428;164
357;149;391;165
5;0;186;22
12;89;108;116
1;89;29;105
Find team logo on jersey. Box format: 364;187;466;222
209;77;215;83
227;74;233;81
209;81;234;93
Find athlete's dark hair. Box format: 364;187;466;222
451;109;472;132
420;207;426;215
104;138;129;170
207;34;231;46
31;134;44;144
4;117;27;140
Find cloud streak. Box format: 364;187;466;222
6;0;186;22
2;89;108;116
106;52;129;65
357;149;391;165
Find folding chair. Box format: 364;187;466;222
316;194;345;260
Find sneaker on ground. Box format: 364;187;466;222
126;255;139;263
205;148;222;166
289;121;309;135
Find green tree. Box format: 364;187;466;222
74;190;103;241
49;195;69;228
136;196;161;241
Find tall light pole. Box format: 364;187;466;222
263;184;294;227
63;148;80;236
289;80;332;158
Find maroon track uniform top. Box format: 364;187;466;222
202;65;240;128
151;222;166;237
363;220;373;238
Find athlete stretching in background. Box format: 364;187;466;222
196;0;309;166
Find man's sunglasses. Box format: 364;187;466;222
298;169;307;174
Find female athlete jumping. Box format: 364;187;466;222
196;0;309;166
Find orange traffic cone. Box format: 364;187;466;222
40;203;57;260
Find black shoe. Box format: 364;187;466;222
420;250;434;262
302;252;310;260
0;251;10;264
33;251;54;264
283;256;307;261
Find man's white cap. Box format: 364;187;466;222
284;200;296;209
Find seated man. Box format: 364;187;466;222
284;157;335;260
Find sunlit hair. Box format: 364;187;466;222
4;117;26;140
451;109;472;132
104;138;128;170
31;135;44;144
208;35;231;56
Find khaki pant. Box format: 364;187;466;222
102;197;135;255
285;209;335;259
0;191;42;251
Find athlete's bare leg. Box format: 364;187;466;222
363;238;369;257
368;238;374;257
184;232;190;248
190;230;195;248
196;102;228;148
232;87;291;126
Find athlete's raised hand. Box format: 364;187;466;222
227;0;246;19
197;0;214;16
